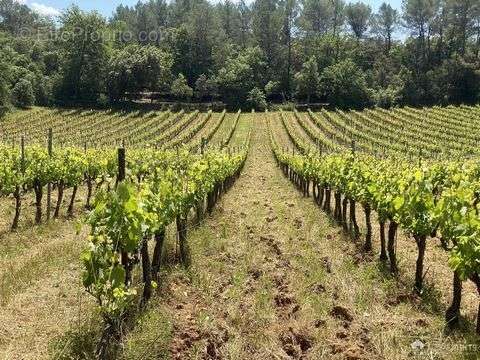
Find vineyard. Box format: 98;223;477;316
1;105;480;359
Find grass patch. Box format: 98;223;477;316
120;302;173;360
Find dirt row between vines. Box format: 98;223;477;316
120;114;478;359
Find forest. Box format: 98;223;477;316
1;0;480;112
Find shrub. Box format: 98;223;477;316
319;59;372;109
12;79;35;108
171;74;193;101
247;87;267;111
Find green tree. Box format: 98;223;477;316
0;61;9;115
166;2;225;84
216;46;268;107
345;2;372;41
447;0;479;56
252;0;282;70
279;0;299;98
319;58;372;108
428;57;480;104
402;0;438;65
171;73;193;100
11;78;34;108
43;51;60;76
33;74;53;106
0;0;44;35
265;80;280;99
55;6;109;104
112;0;168;46
372;2;399;53
294;56;319;103
237;0;252;47
218;0;242;42
107;45;173;102
247;87;267;110
330;0;345;37
299;0;332;35
194;74;217;100
370;54;404;107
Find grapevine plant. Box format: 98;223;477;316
80;144;249;354
269;119;480;333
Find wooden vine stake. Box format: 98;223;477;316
177;173;189;267
117;147;126;184
201;137;206;155
141;232;152;306
117;147;132;288
12;136;24;230
21;136;25;173
46;128;53;221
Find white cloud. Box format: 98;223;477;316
30;2;61;17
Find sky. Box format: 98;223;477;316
17;0;403;18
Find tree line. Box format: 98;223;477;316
1;0;480;112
